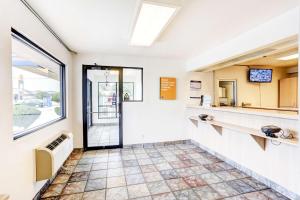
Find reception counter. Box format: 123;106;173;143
186;105;298;148
186;105;299;120
185;105;300;199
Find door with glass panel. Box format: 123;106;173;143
83;66;123;150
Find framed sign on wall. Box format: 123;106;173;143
160;77;176;100
190;80;202;99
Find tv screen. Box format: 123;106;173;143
249;69;272;83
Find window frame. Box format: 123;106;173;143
11;28;67;140
122;67;143;102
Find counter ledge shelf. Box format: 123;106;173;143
188;116;298;150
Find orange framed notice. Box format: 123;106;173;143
160;77;176;100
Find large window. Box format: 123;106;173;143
123;68;143;101
12;29;66;139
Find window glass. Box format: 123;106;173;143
12;31;65;138
123;68;142;101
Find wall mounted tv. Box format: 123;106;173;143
248;69;272;83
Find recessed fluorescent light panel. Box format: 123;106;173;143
130;1;179;46
278;53;298;60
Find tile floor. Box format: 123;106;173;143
88;125;119;147
41;143;290;200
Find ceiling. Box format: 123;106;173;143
239;47;298;68
27;0;299;59
197;36;299;71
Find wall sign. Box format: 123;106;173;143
190;80;202;99
160;77;176;100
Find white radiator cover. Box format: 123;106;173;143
35;132;73;181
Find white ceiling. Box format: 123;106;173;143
239;47;298;68
27;0;299;59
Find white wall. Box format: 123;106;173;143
0;0;73;199
72;54;187;147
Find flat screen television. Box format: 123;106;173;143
248;69;272;83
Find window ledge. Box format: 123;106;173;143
13;116;66;140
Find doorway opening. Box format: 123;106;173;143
218;80;237;107
83;65;123;150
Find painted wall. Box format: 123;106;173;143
214;65;289;108
0;0;73;199
72;54;187;147
184;72;214;106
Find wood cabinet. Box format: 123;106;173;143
279;77;298;108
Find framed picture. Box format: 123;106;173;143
190;80;201;99
190;80;201;89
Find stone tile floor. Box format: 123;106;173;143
88;125;119;147
41;143;290;200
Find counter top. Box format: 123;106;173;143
186;105;299;120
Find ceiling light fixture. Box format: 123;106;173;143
278;53;298;60
130;0;181;46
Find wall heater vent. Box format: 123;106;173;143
46;134;67;150
36;132;73;181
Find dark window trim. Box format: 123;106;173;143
11;28;67;140
13;117;66;140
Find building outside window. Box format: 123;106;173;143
12;29;66;139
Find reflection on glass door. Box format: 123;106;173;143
84;67;122;149
87;79;93;129
98;82;118;119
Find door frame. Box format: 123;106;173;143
217;79;238;107
82;64;123;150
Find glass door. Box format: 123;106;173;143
83;66;123;150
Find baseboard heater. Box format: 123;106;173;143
35;132;73;181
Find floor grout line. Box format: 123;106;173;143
40;143;291;200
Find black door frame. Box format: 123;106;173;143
82;65;123;150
